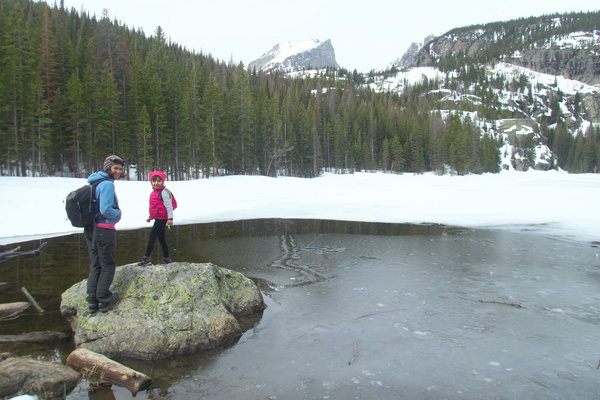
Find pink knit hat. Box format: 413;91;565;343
149;171;166;181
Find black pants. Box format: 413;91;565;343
144;219;169;259
84;225;117;305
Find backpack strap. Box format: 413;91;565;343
90;178;107;213
158;188;172;202
90;178;107;189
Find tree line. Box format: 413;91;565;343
0;0;596;179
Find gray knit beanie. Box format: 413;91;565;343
103;155;124;172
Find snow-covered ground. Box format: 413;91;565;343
2;170;599;246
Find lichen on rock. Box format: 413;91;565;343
60;262;267;360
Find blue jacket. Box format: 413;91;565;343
87;172;121;224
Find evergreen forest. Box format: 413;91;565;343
0;0;598;179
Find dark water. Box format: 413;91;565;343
1;219;599;399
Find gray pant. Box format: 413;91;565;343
84;226;117;305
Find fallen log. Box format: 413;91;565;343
459;296;524;308
0;331;68;344
66;348;153;395
0;242;47;263
21;286;44;313
0;246;21;262
0;302;30;320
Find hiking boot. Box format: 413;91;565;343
88;303;99;314
99;293;120;313
138;256;151;266
162;257;172;264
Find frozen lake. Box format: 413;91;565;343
1;219;599;399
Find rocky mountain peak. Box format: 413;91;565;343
392;35;436;69
248;39;339;72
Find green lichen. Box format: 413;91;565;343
60;262;265;359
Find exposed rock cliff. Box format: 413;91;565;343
392;35;436;69
408;20;600;86
508;48;600;86
408;30;494;66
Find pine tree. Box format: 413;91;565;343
230;62;255;174
381;138;390;172
428;113;447;174
136;104;153;176
33;3;59;175
64;72;86;175
81;65;99;173
142;26;169;170
480;133;501;173
96;60;122;154
390;134;405;173
202;73;225;176
0;1;38;175
448;114;469;175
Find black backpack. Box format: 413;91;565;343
65;179;106;227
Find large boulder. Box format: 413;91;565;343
60;262;266;360
0;355;81;398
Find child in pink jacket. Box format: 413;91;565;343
138;171;175;265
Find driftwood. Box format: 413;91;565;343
476;299;524;308
459;296;524;308
0;331;68;344
347;338;357;365
66;348;153;394
354;308;405;320
20;286;44;312
0;302;30;320
0;242;47;263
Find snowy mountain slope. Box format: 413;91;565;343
408;14;600;85
246;15;600;173
368;59;600;171
355;21;600;172
248;39;339;72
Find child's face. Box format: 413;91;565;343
151;177;163;189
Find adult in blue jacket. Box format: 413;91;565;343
84;155;124;314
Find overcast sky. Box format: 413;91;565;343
61;0;599;72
